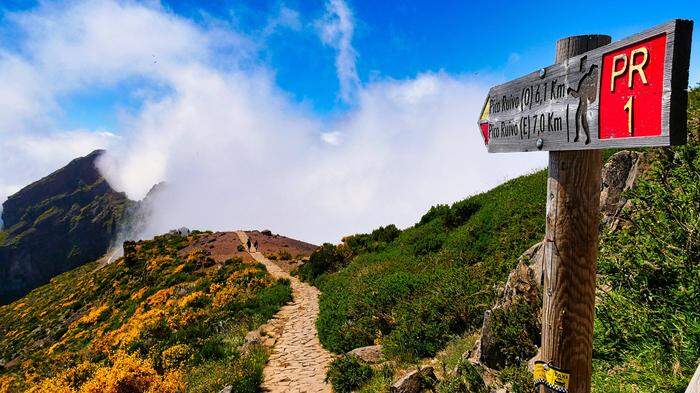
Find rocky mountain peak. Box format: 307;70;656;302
1;150;106;228
0;150;135;304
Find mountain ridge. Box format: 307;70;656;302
0;150;135;304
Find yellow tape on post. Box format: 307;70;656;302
533;361;570;393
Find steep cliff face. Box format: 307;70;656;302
0;150;135;304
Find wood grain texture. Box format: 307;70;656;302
483;19;693;153
539;36;607;393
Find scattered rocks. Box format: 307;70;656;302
168;227;191;237
239;330;262;353
390;366;437;393
347;345;384;364
218;386;233;393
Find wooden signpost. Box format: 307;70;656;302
477;19;693;393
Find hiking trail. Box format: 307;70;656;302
235;231;333;393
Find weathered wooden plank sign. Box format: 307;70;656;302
478;19;693;153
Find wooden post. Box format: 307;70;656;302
540;35;610;393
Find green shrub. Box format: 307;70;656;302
186;346;267;393
300;226;402;285
483;299;540;369
325;355;374;393
277;249;293;260
417;200;480;230
411;233;444;256
499;365;535;393
297;243;350;283
437;359;487;393
418;204;451;226
594;138;700;390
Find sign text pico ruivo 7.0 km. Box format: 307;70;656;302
478;20;693;153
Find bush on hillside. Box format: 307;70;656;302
594;142;700;391
382;267;492;360
298;225;403;284
344;224;401;254
296;243;350;283
498;365;534;393
417;200;480;229
436;358;487;393
325;355;374;393
481;299;540;369
418;204;451;226
277;249;293;260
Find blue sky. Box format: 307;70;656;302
0;0;698;242
2;0;698;131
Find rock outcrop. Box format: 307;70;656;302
347;345;384;364
390;366;437;393
0;150;135;304
600;151;646;229
473;242;543;369
464;150;650;387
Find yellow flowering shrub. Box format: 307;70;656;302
161;344;194;370
78;351;184;393
146;288;174;308
63;361;97;388
130;287;147;301
209;283;222;293
74;305;109;326
178;291;208;309
0;232;291;393
147;255;174;272
0;375;18;393
212;285;242;308
25;378;73;393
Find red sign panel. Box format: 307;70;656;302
599;34;667;139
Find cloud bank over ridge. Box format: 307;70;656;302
0;0;546;244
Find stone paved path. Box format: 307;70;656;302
235;231;333;393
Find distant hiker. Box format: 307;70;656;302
254;241;259;250
246;239;251;250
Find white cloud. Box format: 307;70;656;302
0;0;547;245
263;5;302;36
317;0;360;104
0;129;118;201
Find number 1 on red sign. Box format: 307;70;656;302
624;96;634;135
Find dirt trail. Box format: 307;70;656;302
235;231;333;393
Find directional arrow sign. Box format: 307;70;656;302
478;19;693;153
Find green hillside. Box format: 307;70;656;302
0;232;291;393
311;170;547;360
307;88;700;391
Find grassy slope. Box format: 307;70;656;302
316;88;700;391
591;87;700;392
316;170;547;361
0;232;291;393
